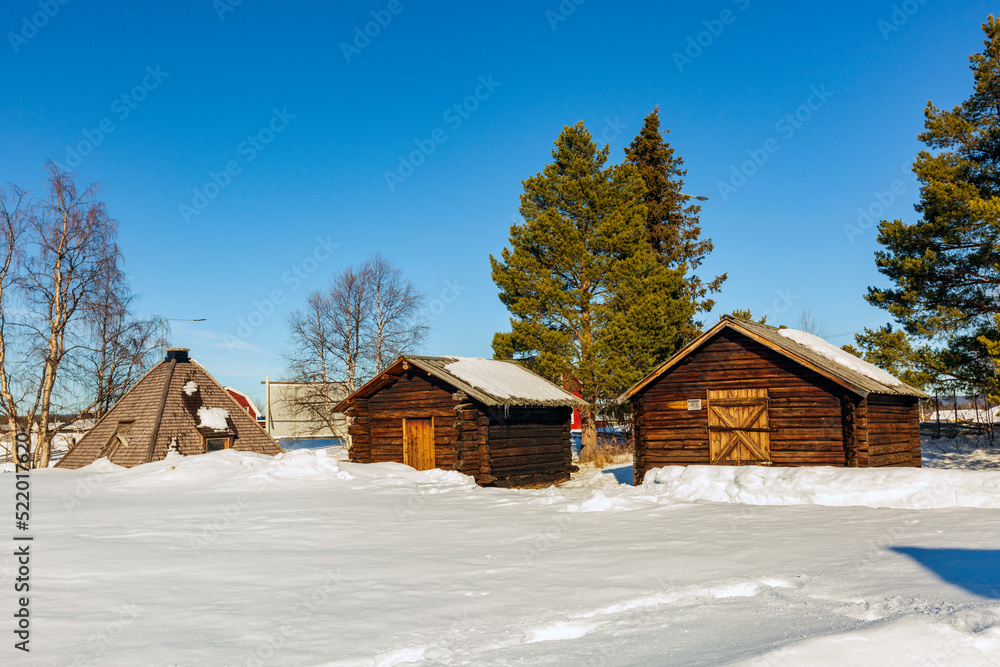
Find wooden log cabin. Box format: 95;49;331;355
334;356;586;487
619;316;929;485
57;348;282;469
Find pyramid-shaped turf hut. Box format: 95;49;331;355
57;348;282;469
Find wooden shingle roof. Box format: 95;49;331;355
56;349;282;469
619;316;930;402
335;355;586;411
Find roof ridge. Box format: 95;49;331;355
145;357;178;464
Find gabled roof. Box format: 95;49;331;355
334;355;587;411
56;349;282;469
224;385;262;418
618;315;930;402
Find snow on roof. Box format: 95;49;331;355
183;381;199;396
619;316;928;402
442;357;578;405
777;328;904;388
197;406;230;431
334;356;586;410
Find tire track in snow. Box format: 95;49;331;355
351;576;1000;666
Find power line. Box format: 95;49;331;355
825;329;862;339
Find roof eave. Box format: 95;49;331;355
617;319;730;402
407;356;586;408
730;319;930;400
332;356;411;412
335;355;589;411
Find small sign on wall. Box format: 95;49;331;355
687;399;702;411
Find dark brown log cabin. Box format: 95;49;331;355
619;316;929;485
335;356;585;487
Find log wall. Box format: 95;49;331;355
346;398;370;463
453;392;490;485
865;395;921;468
347;372;574;487
856;399;870;467
631;329;925;479
634;330;851;479
486;407;574;487
364;373;463;469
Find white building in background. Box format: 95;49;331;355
924;406;1000;424
261;379;349;440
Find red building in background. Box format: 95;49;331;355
224;386;262;421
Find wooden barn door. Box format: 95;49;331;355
707;389;771;466
403;418;435;471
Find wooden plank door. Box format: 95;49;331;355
707;389;771;466
403;418;435;471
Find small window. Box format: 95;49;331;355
114;423;133;447
101;422;134;459
205;437;231;452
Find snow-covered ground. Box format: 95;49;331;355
4;439;1000;665
1;432;78;470
923;433;1000;470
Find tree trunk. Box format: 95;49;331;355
580;404;598;455
935;395;941;439
0;362;17;462
36;359;58;469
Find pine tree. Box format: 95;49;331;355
848;325;937;391
729;309;767;324
866;16;1000;396
624;107;726;344
491;122;691;452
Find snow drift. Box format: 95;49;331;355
17;444;1000;665
641;464;1000;510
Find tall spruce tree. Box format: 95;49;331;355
867;16;1000;395
624;107;726;344
491;122;691;452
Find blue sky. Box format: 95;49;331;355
1;0;993;405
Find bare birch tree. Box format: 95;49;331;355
0;185;28;459
330;265;373;392
282;291;342;436
18;165;124;466
1;164;161;467
282;255;426;436
367;253;428;374
797;306;827;338
69;259;162;419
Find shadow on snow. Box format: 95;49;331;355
602;464;634;485
890;547;1000;598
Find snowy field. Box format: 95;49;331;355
4;438;1000;666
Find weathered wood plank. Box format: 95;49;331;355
869;441;916;455
490;443;568;458
869;451;915;467
492;472;571;488
491;455;568;472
